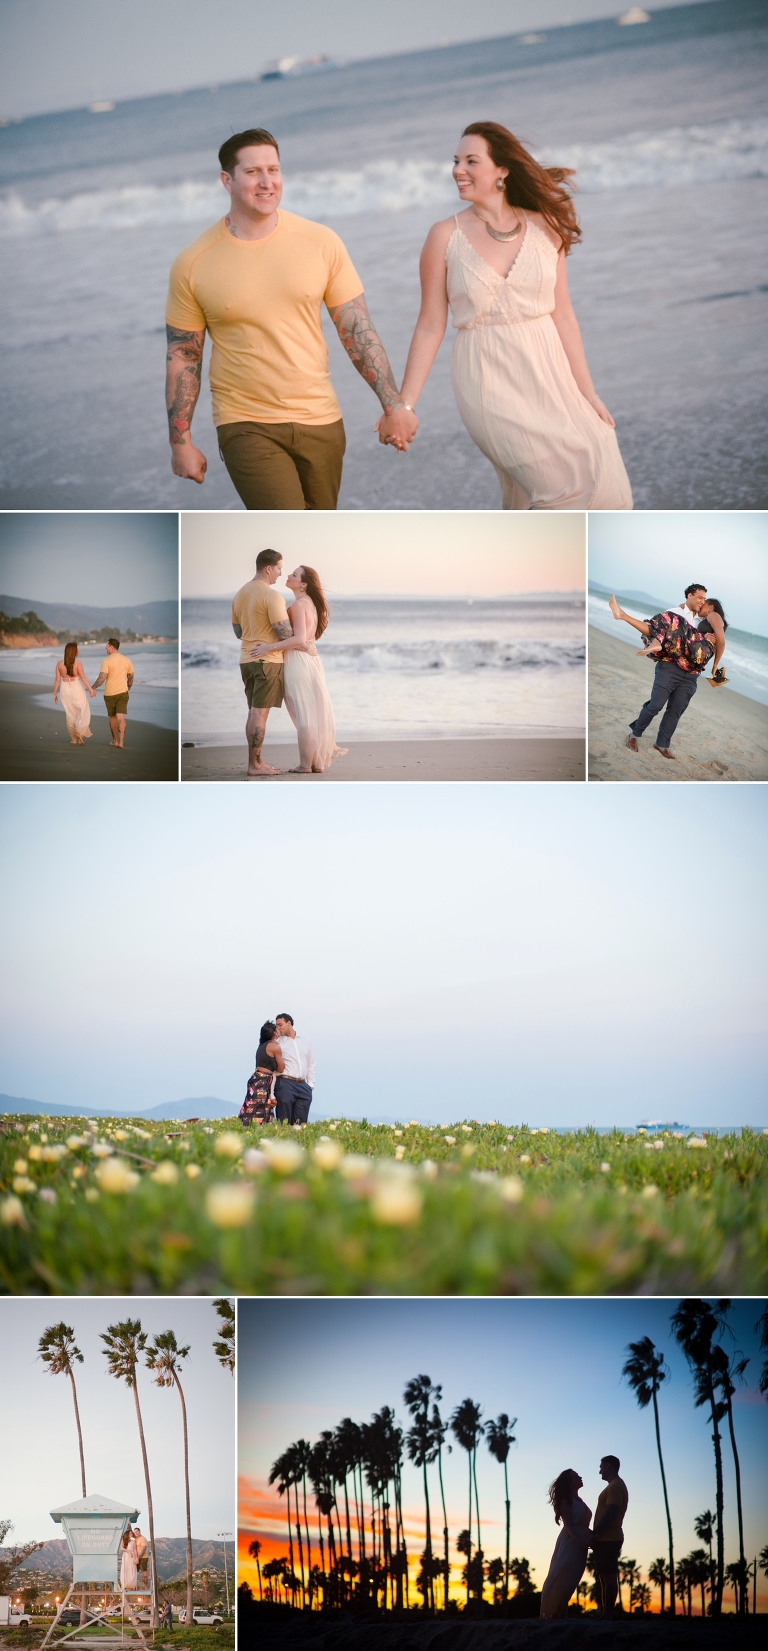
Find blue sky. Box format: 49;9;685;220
0;514;178;606
239;1296;768;1604
1;1;696;119
1;783;765;1124
587;513;768;638
0;1297;235;1542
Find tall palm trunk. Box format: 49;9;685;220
131;1383;159;1627
651;1382;675;1615
293;1483;305;1609
284;1499;295;1591
67;1368;88;1625
472;1445;482;1555
436;1444;450;1613
722;1390;746;1613
465;1456;473;1607
301;1475;312;1587
422;1459;433;1612
170;1368;194;1631
705;1384;725;1614
502;1459;510;1604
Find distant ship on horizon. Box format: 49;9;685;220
637;1119;690;1133
261;54;340;81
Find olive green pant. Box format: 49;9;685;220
217;418;346;510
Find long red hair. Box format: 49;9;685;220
462;122;581;254
63;642;78;678
298;566;329;639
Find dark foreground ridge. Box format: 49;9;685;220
244;1618;766;1651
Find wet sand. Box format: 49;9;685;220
588;628;768;783
181;737;585;783
0;679;178;782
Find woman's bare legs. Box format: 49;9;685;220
636;639;662;657
608;594;651;638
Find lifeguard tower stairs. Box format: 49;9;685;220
40;1496;155;1649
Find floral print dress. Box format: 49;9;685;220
644;612;714;674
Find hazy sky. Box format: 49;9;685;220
0;1;696;119
0;1297;235;1542
0;515;179;606
587;513;768;638
1;783;765;1123
239;1296;768;1608
181;511;585;598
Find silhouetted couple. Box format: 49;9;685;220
541;1455;628;1620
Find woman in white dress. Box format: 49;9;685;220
120;1531;138;1593
53;642;96;744
394;121;633;510
250;566;346;774
540;1469;592;1618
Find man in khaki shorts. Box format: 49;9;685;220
231;548;292;777
165;126;417;509
589;1454;629;1619
92;639;134;749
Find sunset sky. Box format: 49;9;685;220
238;1296;768;1612
180;511;585;598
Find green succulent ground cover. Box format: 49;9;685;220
1;1115;766;1296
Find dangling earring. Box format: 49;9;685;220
496;177;505;191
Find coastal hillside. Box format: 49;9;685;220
0;595;178;636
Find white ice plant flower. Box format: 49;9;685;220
205;1183;255;1228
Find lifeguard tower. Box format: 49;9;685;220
40;1495;155;1649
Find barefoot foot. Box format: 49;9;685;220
287;766;313;774
608;593;622;620
247;762;282;777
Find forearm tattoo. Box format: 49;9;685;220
166;325;205;443
328;295;401;410
272;620;292;640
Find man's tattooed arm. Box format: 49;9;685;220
272;620;293;640
328;295;405;411
166;325;205;443
328;294;419;451
165;325;208;481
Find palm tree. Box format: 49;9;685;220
487;1557;504;1606
724;1562;742;1613
145;1330;194;1629
648;1557;669;1615
101;1320;159;1627
635;1581;651;1614
212;1299;235;1373
694;1510;715;1612
269;1450;296;1601
37;1323;88;1626
689;1549;710;1617
619;1557;638;1614
671;1301;725;1615
485;1414;516;1604
675;1555;693;1617
754;1304;768;1396
713;1303;749;1613
621;1337;675;1615
38;1323;87;1495
247;1540;263;1602
404;1376;441;1613
450;1397;484;1607
429;1403;451;1612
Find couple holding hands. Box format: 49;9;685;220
541;1455;629;1620
165;121;632;511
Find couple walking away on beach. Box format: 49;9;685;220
165;123;633;512
609;582;729;760
52;639;135;749
232;548;344;779
541;1456;628;1621
239;1014;316;1128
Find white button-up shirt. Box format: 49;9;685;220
278;1034;316;1088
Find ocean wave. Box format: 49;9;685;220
182;639;584;674
2;118;766;237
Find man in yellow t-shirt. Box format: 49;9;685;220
589;1455;629;1619
92;639;134;749
231;548;293;778
165;126;418;511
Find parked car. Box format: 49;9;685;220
177;1607;224;1626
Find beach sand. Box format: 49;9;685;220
588;628;768;783
0;679;178;781
182;737;585;783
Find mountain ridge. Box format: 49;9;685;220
0;595;178;635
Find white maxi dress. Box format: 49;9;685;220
446;215;633;510
283;649;340;771
59;674;92;739
120;1540;138;1593
540;1494;591;1618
